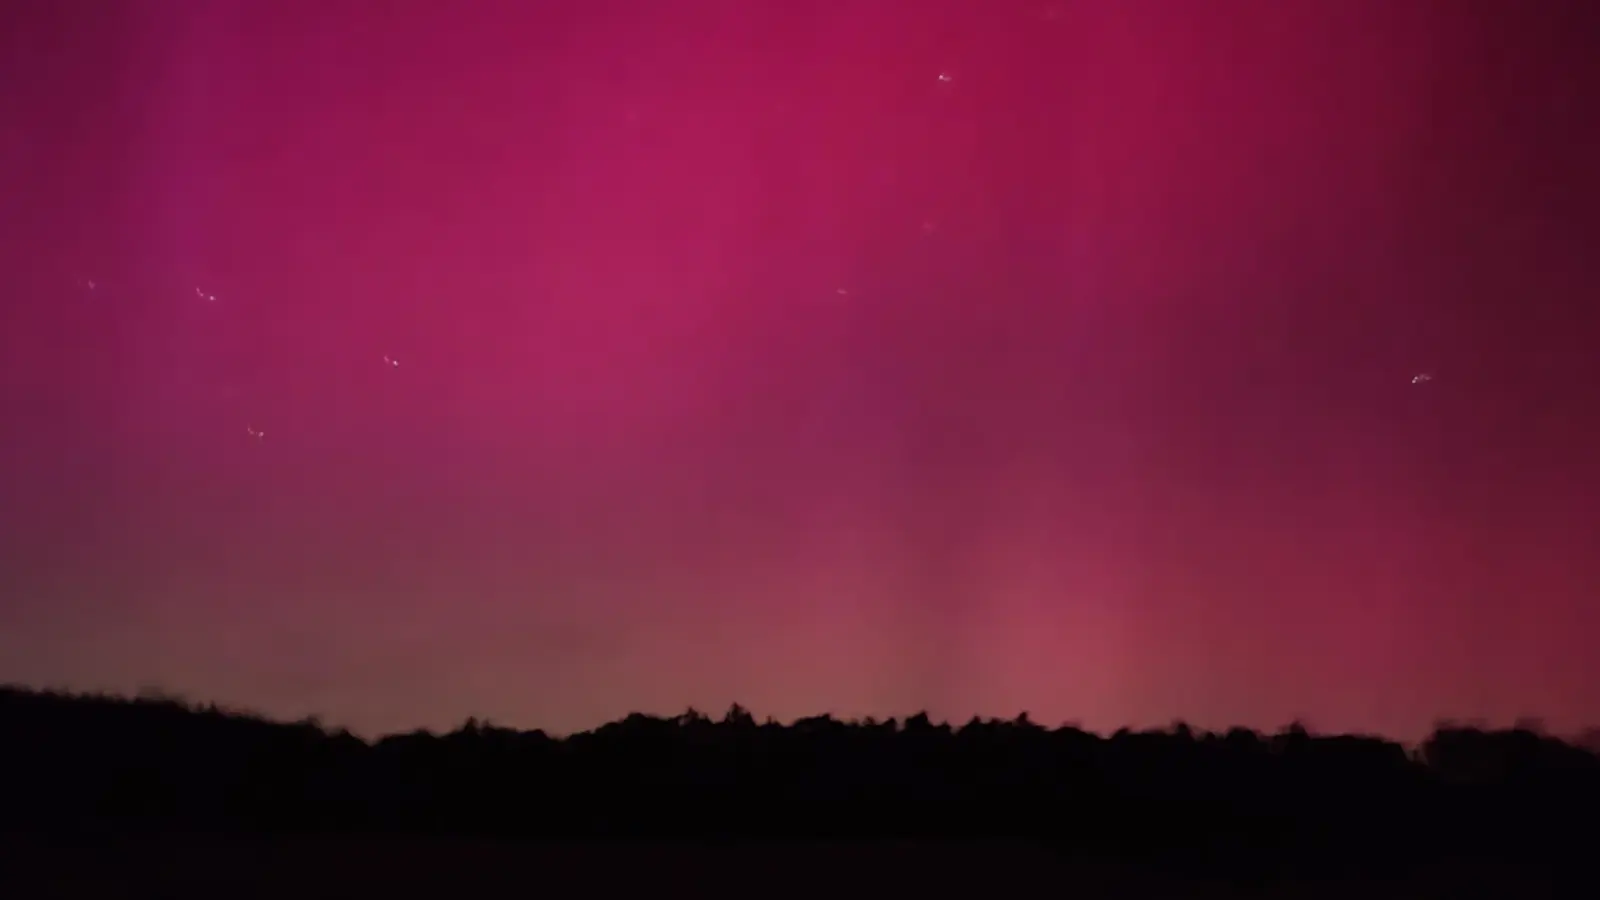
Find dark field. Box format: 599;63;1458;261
0;840;1558;899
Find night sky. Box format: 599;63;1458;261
2;0;1597;740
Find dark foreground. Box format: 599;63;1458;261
3;686;1595;893
0;840;1564;899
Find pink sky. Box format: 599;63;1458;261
1;0;1597;739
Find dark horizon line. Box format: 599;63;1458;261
4;681;1592;750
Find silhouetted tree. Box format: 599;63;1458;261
2;683;1597;873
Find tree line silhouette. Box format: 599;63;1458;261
3;685;1597;870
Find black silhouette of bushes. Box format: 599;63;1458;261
2;685;1596;870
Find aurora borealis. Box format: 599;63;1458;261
2;0;1597;739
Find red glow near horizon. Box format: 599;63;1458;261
1;0;1598;739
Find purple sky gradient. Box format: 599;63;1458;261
1;0;1597;739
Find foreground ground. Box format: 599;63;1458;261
0;839;1557;899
